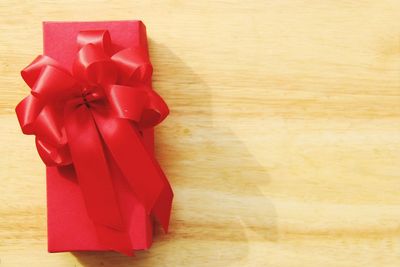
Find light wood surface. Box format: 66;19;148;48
0;1;399;266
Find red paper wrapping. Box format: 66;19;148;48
15;21;173;255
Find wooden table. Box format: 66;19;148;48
0;1;399;266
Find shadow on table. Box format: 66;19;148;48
73;41;278;267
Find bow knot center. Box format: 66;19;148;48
78;86;104;108
65;86;105;109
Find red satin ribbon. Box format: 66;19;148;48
15;30;173;255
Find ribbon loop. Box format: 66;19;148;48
16;95;43;134
139;89;170;128
73;44;117;86
77;30;112;54
35;137;72;166
111;47;153;85
21;55;64;88
31;105;66;147
32;65;79;101
105;84;148;122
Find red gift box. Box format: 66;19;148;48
16;20;173;255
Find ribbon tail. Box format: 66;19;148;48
64;105;132;254
94;225;134;256
151;167;173;233
91;108;164;215
103;85;173;230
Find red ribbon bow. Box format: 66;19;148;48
16;30;173;255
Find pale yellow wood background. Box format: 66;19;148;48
0;1;399;266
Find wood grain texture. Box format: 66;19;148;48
0;1;399;266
